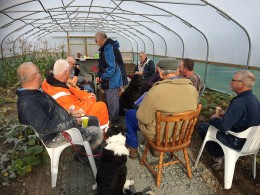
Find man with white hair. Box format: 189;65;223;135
198;70;260;170
67;56;94;92
42;59;109;126
134;51;155;80
16;62;103;150
95;31;128;125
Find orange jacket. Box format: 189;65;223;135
42;79;109;125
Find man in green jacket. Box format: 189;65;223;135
125;58;199;159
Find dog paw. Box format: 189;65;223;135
92;183;97;190
123;179;135;192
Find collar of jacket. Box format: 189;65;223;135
99;38;117;52
46;74;69;89
153;78;193;86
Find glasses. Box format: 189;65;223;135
231;79;243;82
34;72;41;75
231;79;246;84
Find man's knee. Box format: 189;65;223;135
198;122;210;139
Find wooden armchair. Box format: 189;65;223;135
140;104;202;187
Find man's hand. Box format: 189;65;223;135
75;117;82;126
70;108;85;117
96;77;103;83
135;71;143;75
89;93;96;99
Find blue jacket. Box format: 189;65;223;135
210;90;260;132
97;39;128;90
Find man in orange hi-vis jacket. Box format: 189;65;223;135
42;59;109;126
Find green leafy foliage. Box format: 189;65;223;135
199;89;233;121
0;122;48;186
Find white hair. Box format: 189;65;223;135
53;59;70;76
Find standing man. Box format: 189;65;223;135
95;31;128;124
134;51;155;81
198;70;260;170
179;58;202;92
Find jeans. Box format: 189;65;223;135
125;109;139;148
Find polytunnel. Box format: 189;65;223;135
0;0;259;98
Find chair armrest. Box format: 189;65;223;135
226;130;246;138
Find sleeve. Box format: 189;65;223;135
143;60;155;78
134;65;138;73
101;45;117;81
209;98;245;132
136;89;157;125
18;101;75;136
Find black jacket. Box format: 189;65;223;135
17;89;76;142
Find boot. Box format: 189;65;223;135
127;146;137;160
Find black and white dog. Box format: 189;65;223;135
95;126;153;195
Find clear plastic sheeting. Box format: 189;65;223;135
0;0;259;97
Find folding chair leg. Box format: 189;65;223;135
84;141;97;178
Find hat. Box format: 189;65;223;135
157;58;179;71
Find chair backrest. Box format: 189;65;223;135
155;104;202;150
239;126;260;154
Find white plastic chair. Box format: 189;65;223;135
194;125;260;189
100;121;109;133
36;128;97;187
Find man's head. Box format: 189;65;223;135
67;56;76;70
139;52;147;63
17;62;42;89
230;70;255;94
53;59;71;83
157;58;180;79
95;31;107;47
179;58;194;76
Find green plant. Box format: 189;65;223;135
199;89;233;120
0;122;48;186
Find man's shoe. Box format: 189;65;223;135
212;157;224;170
127;146;137;159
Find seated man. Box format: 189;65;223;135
198;70;260;170
16;62;103;150
67;56;94;92
134;52;155;81
179;58;203;92
125;58;199;159
42;59;109;126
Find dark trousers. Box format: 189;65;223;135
105;88;120;122
198;122;224;157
